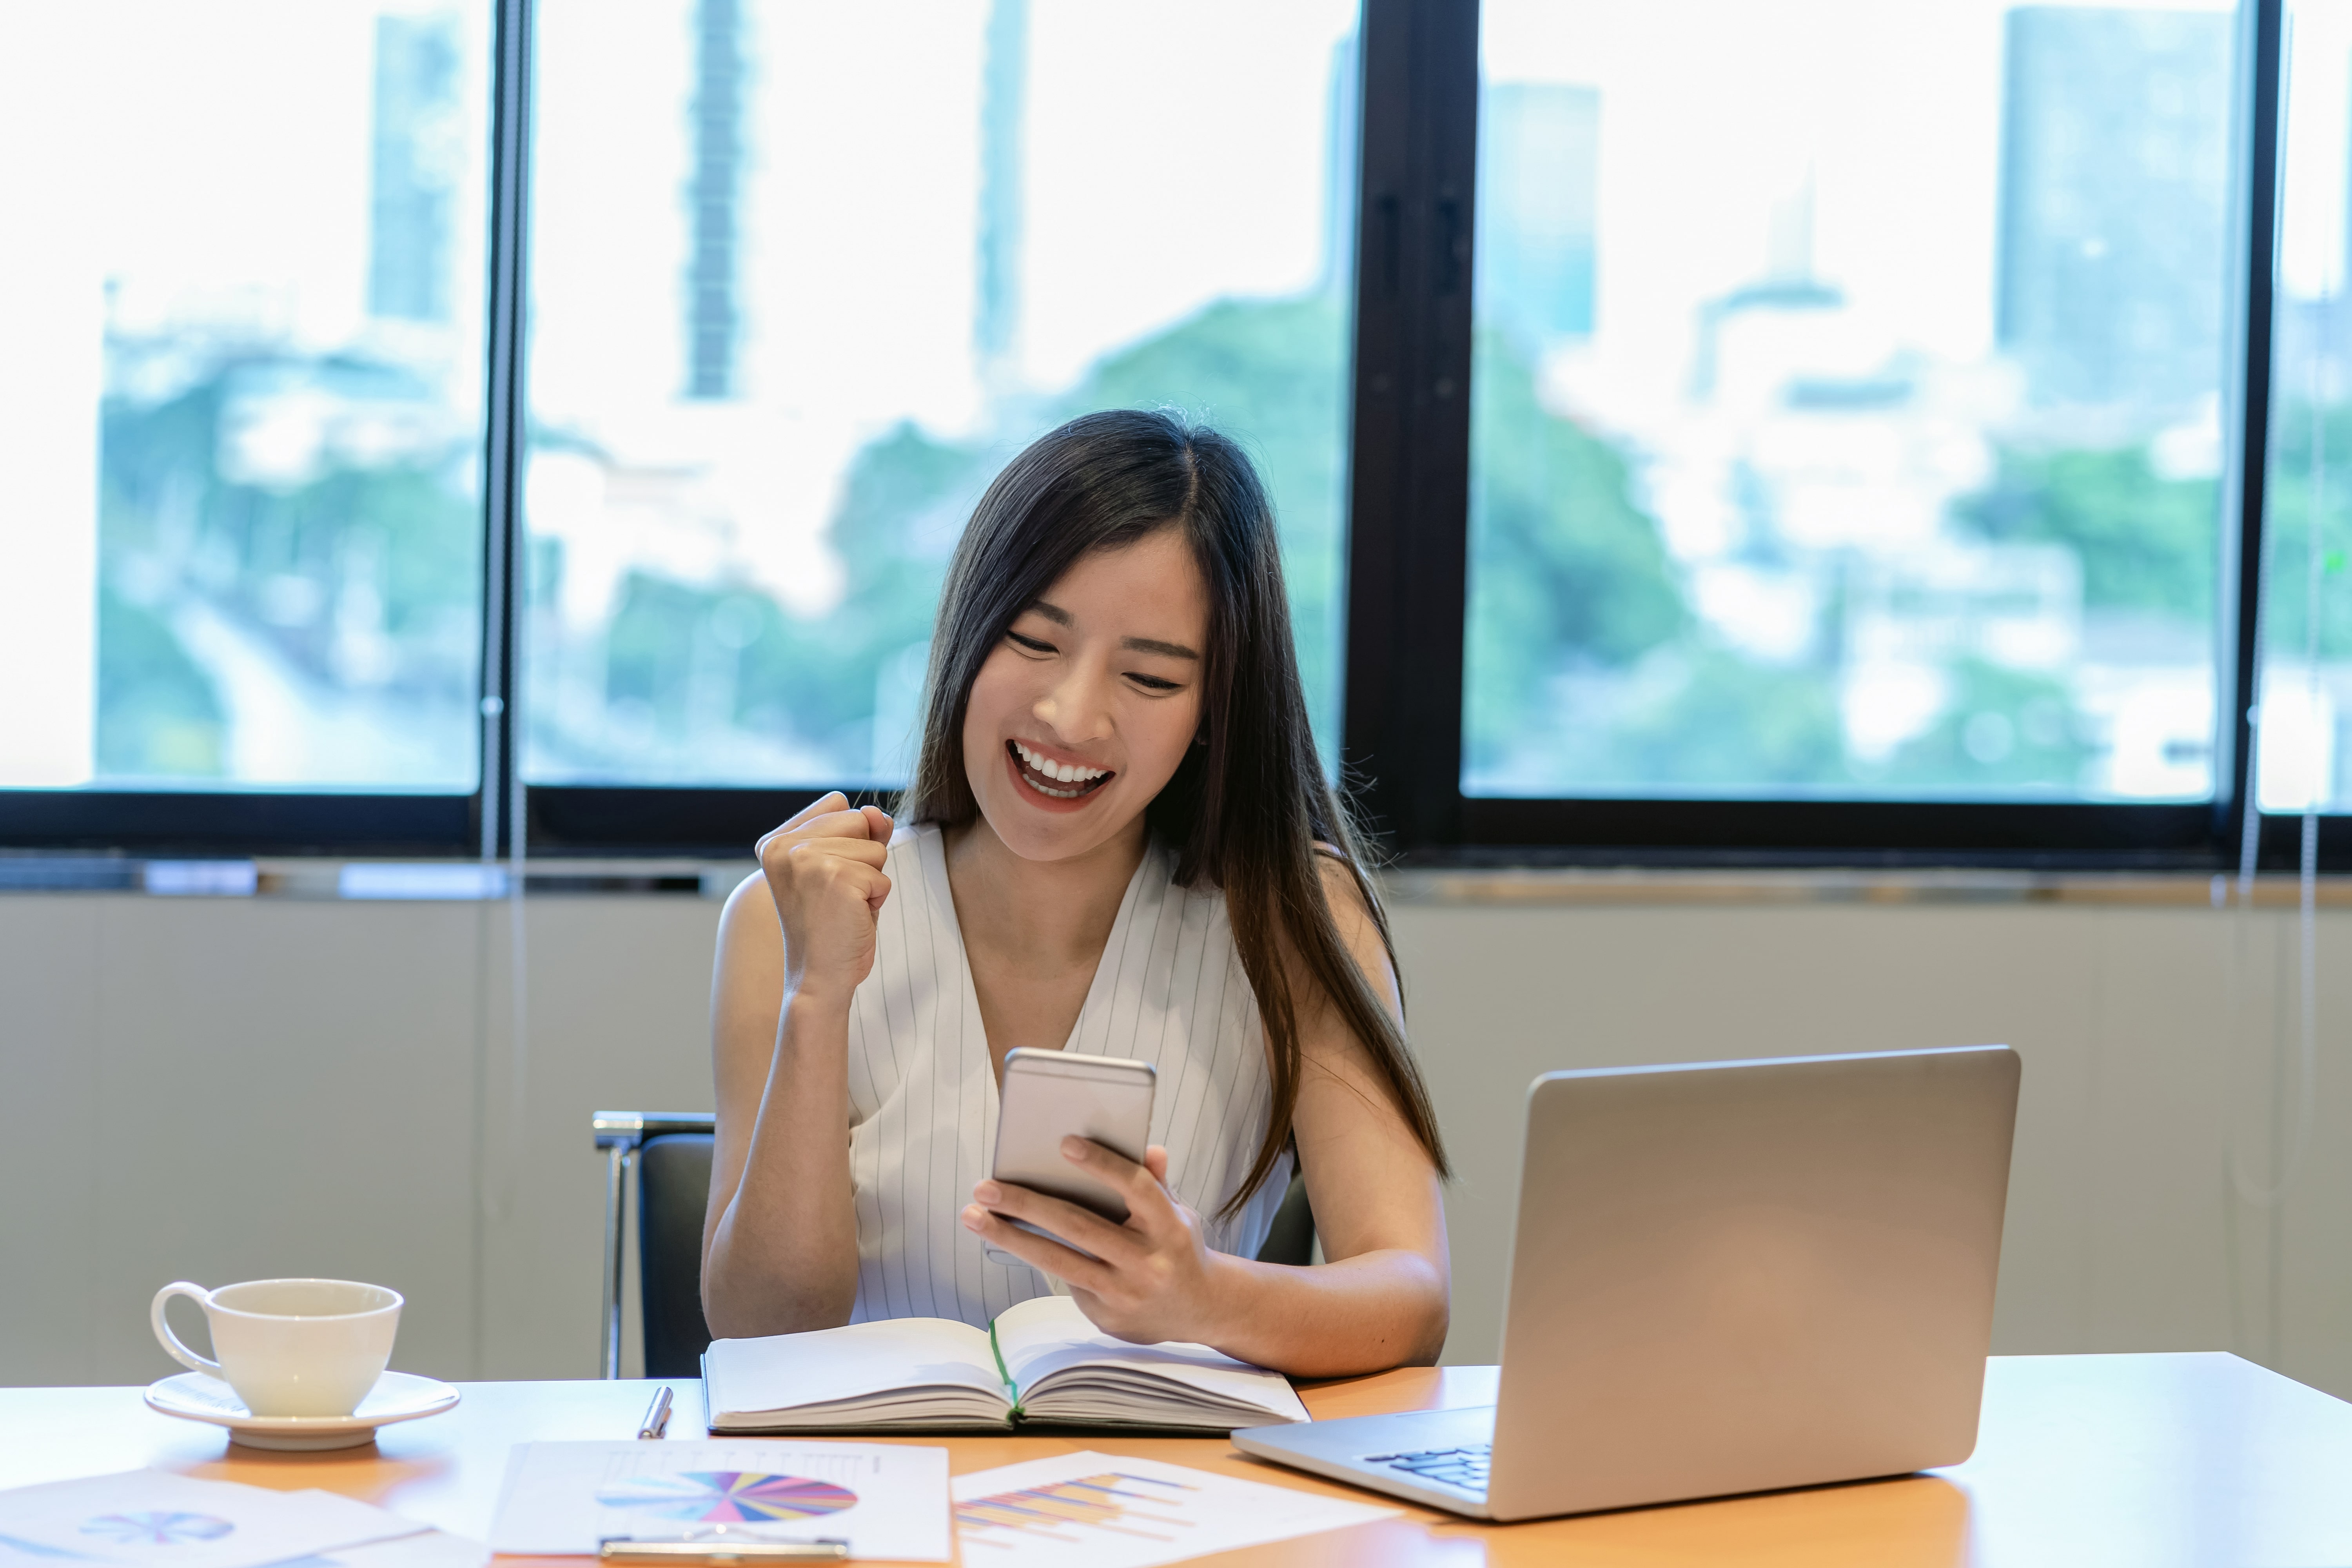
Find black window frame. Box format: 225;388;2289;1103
5;0;2346;871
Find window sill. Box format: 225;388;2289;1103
1380;866;2352;909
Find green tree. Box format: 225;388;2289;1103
1464;327;1686;775
727;296;1355;773
1062;295;1351;754
603;572;722;718
1875;659;2087;793
739;421;995;764
94;586;225;777
699;296;1704;788
94;379;237;780
1954;444;2217;619
1606;650;1845;790
2259;401;2352;661
95;359;483;785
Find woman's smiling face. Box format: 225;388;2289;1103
960;526;1210;864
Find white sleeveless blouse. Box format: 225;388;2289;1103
841;823;1292;1328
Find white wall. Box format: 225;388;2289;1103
3;880;2346;1398
1391;889;2351;1399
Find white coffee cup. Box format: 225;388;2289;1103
151;1279;402;1419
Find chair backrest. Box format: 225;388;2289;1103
637;1133;717;1377
1255;1169;1316;1268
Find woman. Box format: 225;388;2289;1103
702;410;1450;1377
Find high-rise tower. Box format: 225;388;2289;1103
1476;82;1600;353
975;0;1028;396
367;14;460;323
1321;33;1360;298
686;0;745;399
1996;6;2230;415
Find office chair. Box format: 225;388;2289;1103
593;1111;1317;1377
592;1112;716;1379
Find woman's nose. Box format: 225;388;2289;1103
1034;666;1114;740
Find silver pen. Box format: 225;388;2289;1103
637;1385;673;1439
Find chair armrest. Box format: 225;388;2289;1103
593;1111;715;1151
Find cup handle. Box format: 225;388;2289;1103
151;1283;220;1377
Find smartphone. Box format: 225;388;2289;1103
985;1048;1156;1263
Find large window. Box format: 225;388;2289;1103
1465;0;2234;802
0;1;491;794
2267;0;2352;814
2;0;2342;866
522;0;1358;788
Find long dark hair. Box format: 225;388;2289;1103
903;408;1450;1218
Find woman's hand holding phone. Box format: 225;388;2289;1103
963;1139;1237;1347
756;792;895;1002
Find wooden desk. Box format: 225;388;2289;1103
4;1354;2347;1566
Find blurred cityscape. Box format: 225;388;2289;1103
1466;4;2252;800
514;0;1354;786
71;3;485;788
47;0;2352;808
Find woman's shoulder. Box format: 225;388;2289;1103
1306;845;1399;1016
1312;842;1377;921
713;866;795;1010
719;864;773;929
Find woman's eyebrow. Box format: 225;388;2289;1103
1120;635;1200;661
1026;600;1199;661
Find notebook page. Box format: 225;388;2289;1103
991;1296;1308;1422
703;1317;1007;1421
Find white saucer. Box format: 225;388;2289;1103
145;1370;461;1450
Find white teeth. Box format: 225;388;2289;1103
1011;741;1110;797
1014;742;1106;784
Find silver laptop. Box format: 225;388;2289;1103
1233;1045;2020;1521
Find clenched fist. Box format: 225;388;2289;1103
756;792;895;1003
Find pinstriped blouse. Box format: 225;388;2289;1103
842;823;1291;1328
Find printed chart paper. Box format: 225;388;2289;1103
0;1472;422;1568
949;1452;1396;1566
490;1441;949;1562
266;1532;488;1568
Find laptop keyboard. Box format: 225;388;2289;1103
1361;1442;1491;1493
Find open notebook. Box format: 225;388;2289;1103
702;1294;1310;1432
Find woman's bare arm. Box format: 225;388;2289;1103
701;796;893;1338
1232;860;1449;1373
1196;857;1449;1372
961;858;1449;1376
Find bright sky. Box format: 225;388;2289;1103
0;0;1357;777
2282;0;2352;299
14;0;2265;540
0;0;2309;790
0;0;490;785
12;0;490;380
1482;0;2239;423
531;1;1354;425
528;0;1356;604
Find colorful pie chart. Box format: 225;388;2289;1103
595;1472;857;1524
